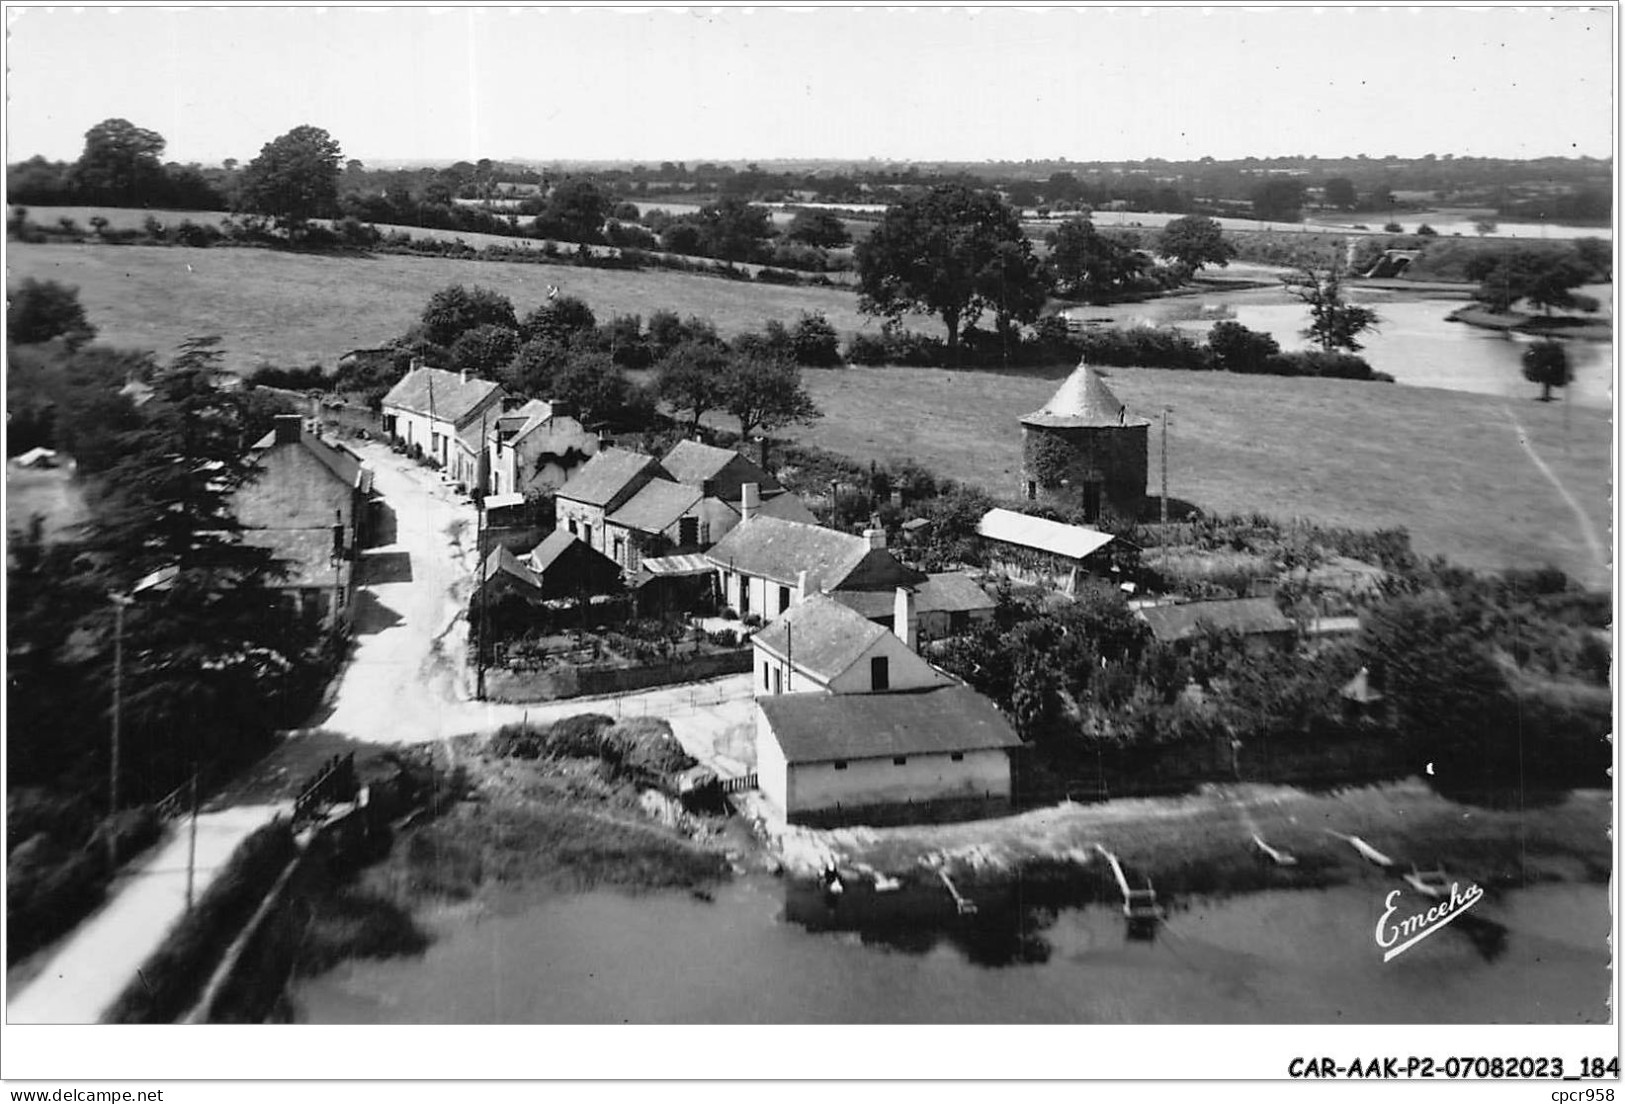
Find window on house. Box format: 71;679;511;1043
833;761;848;771
678;516;699;546
773;667;782;694
1026;480;1037;501
739;578;751;615
763;662;771;690
583;524;593;546
870;656;889;691
778;586;791;613
568;520;578;536
950;752;965;762
613;537;625;563
892;756;908;766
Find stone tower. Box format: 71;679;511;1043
1019;360;1149;523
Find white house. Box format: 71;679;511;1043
381;363;506;485
755;685;1022;823
487;399;600;497
749;592;952;697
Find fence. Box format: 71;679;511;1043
291;752;358;825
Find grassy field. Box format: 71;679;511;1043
790;363;1613;588
7;241;876;374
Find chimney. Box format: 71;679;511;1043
796;570;808;605
274;413;303;444
894;586;917;651
741;482;760;523
460;368;469;385
863;528;886;551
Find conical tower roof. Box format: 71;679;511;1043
1021;360;1150;428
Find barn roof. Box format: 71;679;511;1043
977;508;1115;561
758;684;1023;764
829;572;995;621
659;440;778;489
1020;361;1150;428
1135;597;1294;643
381;365;503;427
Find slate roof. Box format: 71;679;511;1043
830;572;995;621
381;366;503;426
555;448;665;508
481;545;542;590
756;491;818;525
706;516;924;592
241;529;351;589
978;508;1115;562
758;684;1024;764
752;594;894;683
608;479;704;534
247;427;365;490
661;440;745;484
1020;362;1150;428
1135;597;1294;643
525;529;580;574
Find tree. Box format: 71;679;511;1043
1467;250;1597;315
721;354;821;440
521;295;596;344
71;119;166;205
785;209;851;248
416;285;519;348
501;337;570;398
655;340;731;433
551;353;631;426
448;324;520;379
694;196;776;261
1207;320;1280;374
855;183;1047;362
1156;215;1234;275
789;312;842;367
8;279;97;349
1047;217;1147;300
1322;177;1358;209
1281;263;1380;352
543;179;611;242
238;125;344;234
1250;178;1306;222
1522;340;1571;402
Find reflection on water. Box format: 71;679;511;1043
1073;288;1614;410
292;872;1608;1024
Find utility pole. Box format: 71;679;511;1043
1160;407;1172;525
476;414;491;702
108;592;131;870
185;765;199;910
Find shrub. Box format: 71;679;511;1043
1207;321;1281;374
790;312;842;367
754;266;800;285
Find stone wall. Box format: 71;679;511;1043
1020;422;1148;523
484;648;752;703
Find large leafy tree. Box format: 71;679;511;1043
785;209;851;248
238;125;344;234
71;118;166;205
1281;263;1380;352
721;353;821;441
1046;217;1148;300
655;340;731;433
856;183;1047;362
1156;215;1235;274
415;284;519;348
542;179;611;243
1466;249;1598;315
1521;340;1572;402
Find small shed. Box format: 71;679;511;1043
523;529;625;600
976;507;1116;595
1135;597;1296;654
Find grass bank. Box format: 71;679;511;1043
790;363;1612;588
6;240;874;376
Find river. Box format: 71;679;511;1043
1063;286;1615;411
292;873;1608;1024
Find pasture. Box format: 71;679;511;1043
6;241;878;374
792;364;1613;589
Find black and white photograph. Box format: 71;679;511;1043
2;1;1616;1090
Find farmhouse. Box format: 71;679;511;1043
750;592;951;697
602;478;717;572
1019;361;1149;523
234;414;374;629
658;440;816;527
380;363;507;483
1135;597;1296;654
977;507;1116;595
755;685;1022;824
521;529;624;600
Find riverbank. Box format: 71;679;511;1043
749;779;1610;900
1447;303;1614;341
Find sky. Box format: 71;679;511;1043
2;5;1616;167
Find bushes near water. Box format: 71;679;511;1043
488;714;697;792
